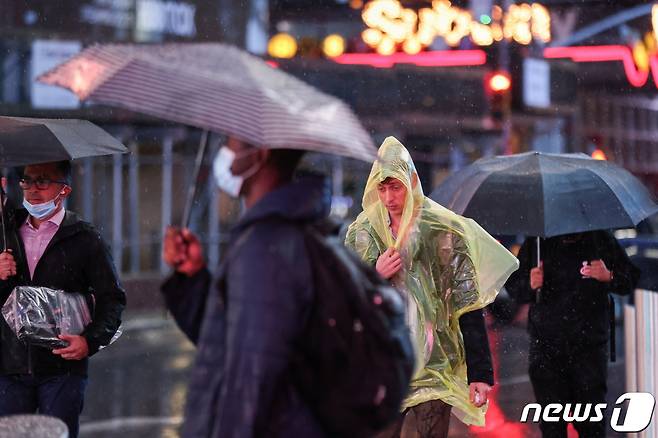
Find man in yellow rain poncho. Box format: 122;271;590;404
345;137;519;437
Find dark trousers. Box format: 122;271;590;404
528;338;608;438
374;398;452;438
0;374;88;438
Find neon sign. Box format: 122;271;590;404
332;49;487;68
544;45;658;89
361;0;551;55
544;5;658;89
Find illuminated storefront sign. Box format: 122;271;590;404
544;4;658;89
136;0;197;39
79;0;197;39
332;49;486;68
361;0;551;55
544;45;658;89
80;0;134;30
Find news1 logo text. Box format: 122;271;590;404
520;392;656;433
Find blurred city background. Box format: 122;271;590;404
1;0;657;436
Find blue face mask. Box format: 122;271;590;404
23;195;61;220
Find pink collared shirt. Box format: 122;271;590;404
19;208;66;279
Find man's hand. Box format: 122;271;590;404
582;259;612;283
53;335;89;360
163;227;205;276
530;262;543;290
469;382;492;408
376;248;402;279
0;250;16;281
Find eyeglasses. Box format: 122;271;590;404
18;177;67;190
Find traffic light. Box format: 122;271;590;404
484;70;512;124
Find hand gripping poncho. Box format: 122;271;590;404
345;137;519;426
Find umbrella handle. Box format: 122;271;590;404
0;190;6;252
181;131;209;229
536;236;542;304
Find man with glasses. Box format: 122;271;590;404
0;161;126;438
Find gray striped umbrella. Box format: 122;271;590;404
37;43;376;162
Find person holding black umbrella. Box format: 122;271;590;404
0;161;126;438
506;231;640;438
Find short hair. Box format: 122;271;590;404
22;160;72;186
234;137;304;182
53;161;72;186
379;177;401;185
269;149;305;181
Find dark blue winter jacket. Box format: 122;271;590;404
162;177;331;438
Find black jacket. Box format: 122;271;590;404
0;208;126;376
506;231;639;345
460;310;494;386
162;178;330;438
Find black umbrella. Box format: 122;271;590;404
0;116;127;168
431;151;658;238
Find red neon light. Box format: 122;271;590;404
544;45;658;88
266;60;279;68
332;50;487;68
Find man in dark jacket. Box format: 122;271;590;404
162;136;328;438
506;231;640;438
0;161;126;438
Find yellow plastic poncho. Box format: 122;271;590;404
345;137;519;426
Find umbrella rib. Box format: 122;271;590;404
583;165;652;227
543;154;658;229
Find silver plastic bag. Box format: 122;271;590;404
1;286;92;349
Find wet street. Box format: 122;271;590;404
80;308;628;438
80;312;194;438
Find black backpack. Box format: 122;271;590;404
293;220;416;437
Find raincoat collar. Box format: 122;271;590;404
234;174;331;232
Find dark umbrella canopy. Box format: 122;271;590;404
430;151;658;237
0;116;128;168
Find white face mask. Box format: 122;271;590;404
213;146;263;198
